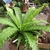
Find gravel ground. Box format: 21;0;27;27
36;13;48;21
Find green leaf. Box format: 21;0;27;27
25;42;29;50
24;32;38;50
17;35;22;47
0;27;18;48
22;18;48;30
25;25;50;32
0;17;15;27
22;14;25;22
25;36;29;50
33;31;41;36
32;19;49;25
23;7;36;23
23;5;44;24
13;7;22;29
6;6;21;28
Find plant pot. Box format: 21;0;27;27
21;4;28;13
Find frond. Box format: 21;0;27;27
23;4;45;24
0;17;15;27
25;41;29;50
13;7;22;28
0;27;18;48
33;31;41;36
17;35;23;48
22;19;48;30
24;32;38;50
23;7;36;23
5;5;21;28
22;14;25;22
24;25;50;32
32;19;49;25
24;35;29;50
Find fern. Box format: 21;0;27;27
24;25;50;32
25;40;29;50
23;7;36;23
0;27;18;48
17;35;23;47
24;35;29;50
13;7;22;29
0;17;15;27
23;4;45;24
6;6;21;28
0;4;50;50
22;19;48;30
24;32;38;50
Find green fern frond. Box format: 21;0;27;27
24;32;38;50
33;31;41;36
25;36;29;50
22;14;25;21
17;35;22;47
32;18;49;25
25;25;50;32
0;27;18;48
13;7;22;29
6;6;21;28
0;17;15;27
23;7;36;23
25;41;29;50
22;19;48;30
23;4;45;24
